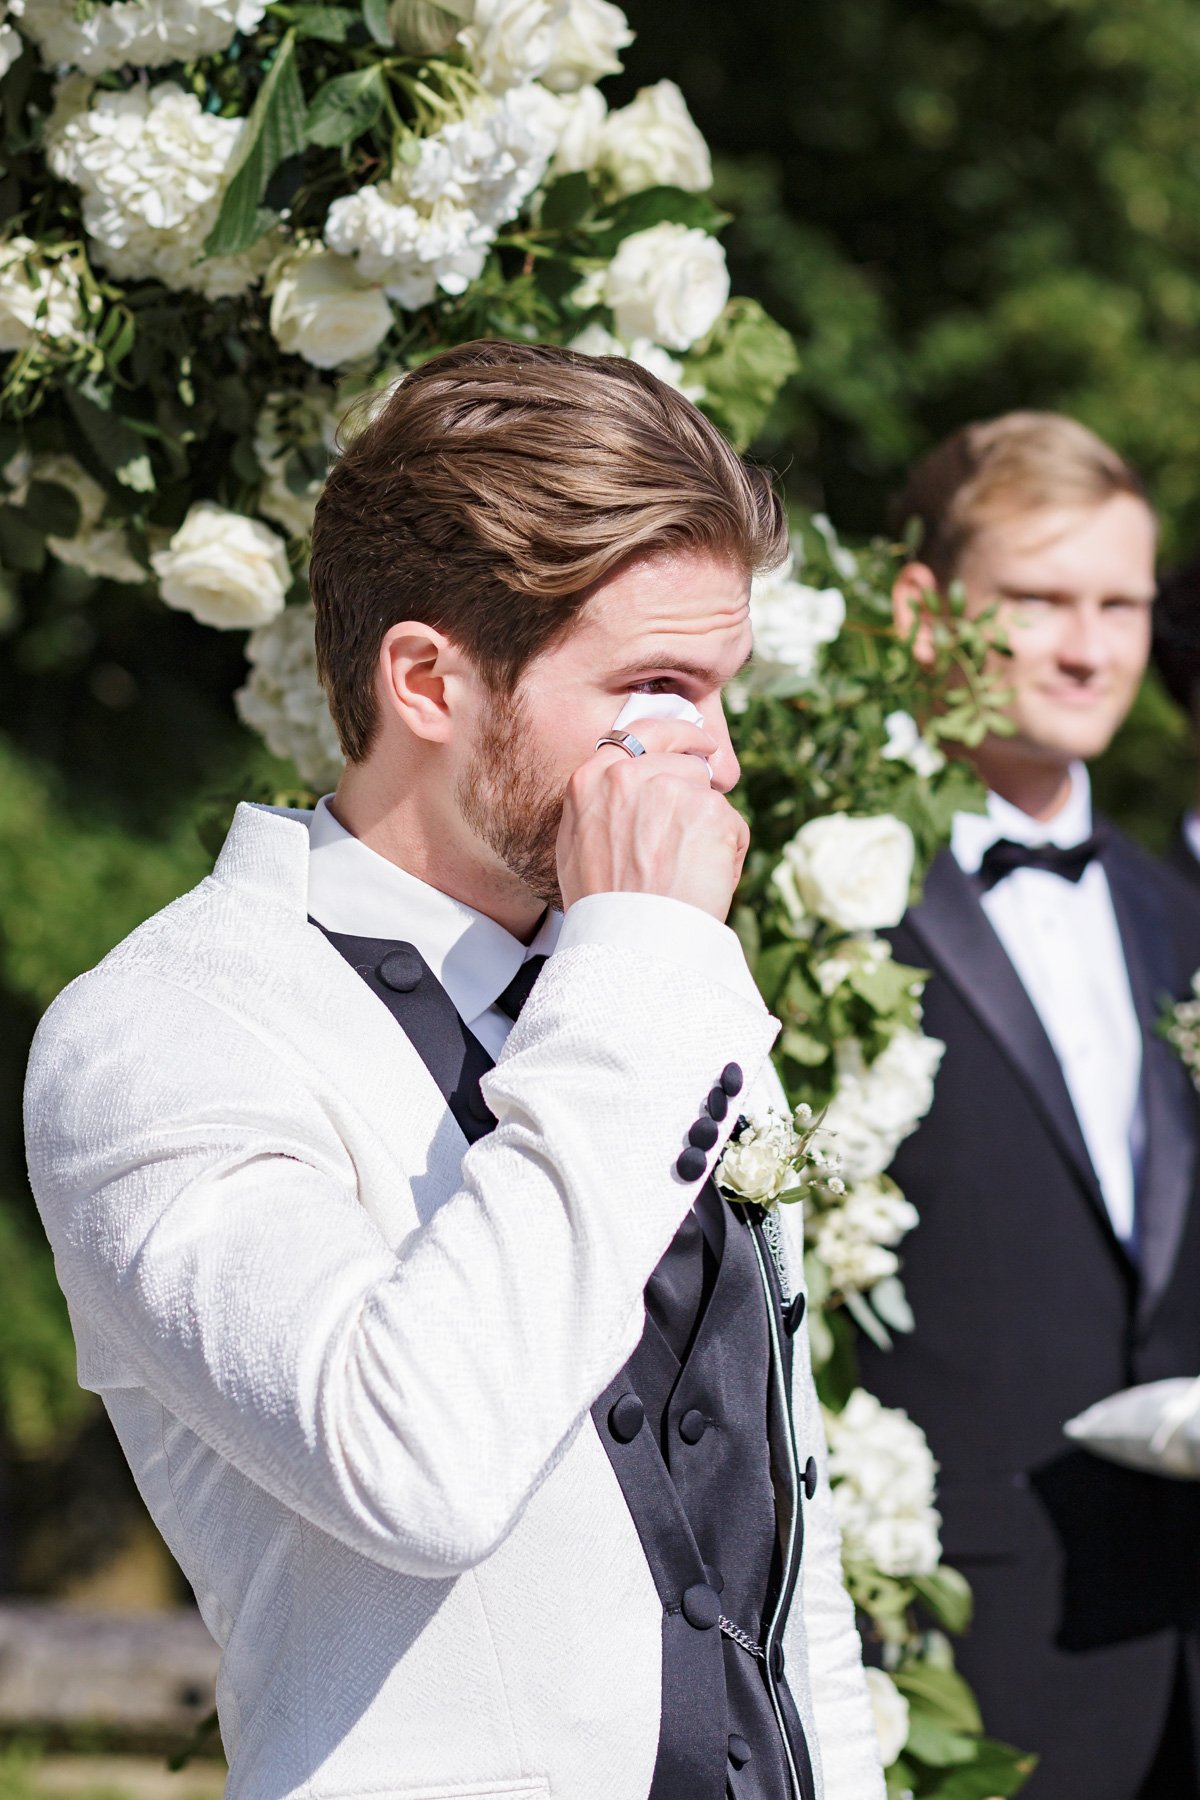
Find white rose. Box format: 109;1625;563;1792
235;604;344;789
544;82;608;176
459;0;567;91
747;554;845;695
0;238;85;351
774;813;915;933
269;246;393;371
151;503;290;630
717;1111;800;1203
599;80;712;196
541;0;632;91
882;709;945;778
864;1669;910;1768
604;222;729;352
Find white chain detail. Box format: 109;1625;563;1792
719;1614;765;1660
759;1204;794;1304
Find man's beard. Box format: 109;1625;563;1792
456;688;566;909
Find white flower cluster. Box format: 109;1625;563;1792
746;554;845;696
269;245;393;371
0;236;90;352
325;91;554;310
235;605;344;791
811;1175;919;1294
10;0;265;75
1163;970;1200;1093
825;1388;942;1578
4;451;145;584
254;388;340;541
864;1668;910;1768
151;502;290;630
882;709;945;779
773;812;915;934
716;1109;802;1205
460;0;631;95
47;80;271;299
822;1029;945;1183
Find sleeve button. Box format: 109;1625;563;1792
720;1062;744;1097
688;1116;719;1151
675;1146;708;1182
706;1086;729;1122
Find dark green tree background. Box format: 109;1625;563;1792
4;0;1200;1594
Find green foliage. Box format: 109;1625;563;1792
205;31;308;256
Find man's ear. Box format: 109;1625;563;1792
893;562;942;669
377;621;463;743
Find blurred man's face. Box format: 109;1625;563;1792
455;547;752;907
956;493;1156;771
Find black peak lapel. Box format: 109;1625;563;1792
903;850;1116;1241
1100;831;1197;1320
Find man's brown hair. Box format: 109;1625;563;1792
310;339;787;762
890;410;1148;585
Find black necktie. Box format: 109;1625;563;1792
495;954;549;1022
978;833;1104;892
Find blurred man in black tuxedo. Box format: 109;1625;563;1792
859;412;1200;1798
1152;553;1200;885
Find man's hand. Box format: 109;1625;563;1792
557;718;749;921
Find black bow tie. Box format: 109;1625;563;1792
495;954;549;1021
978;833;1105;892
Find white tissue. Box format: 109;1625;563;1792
611;692;712;778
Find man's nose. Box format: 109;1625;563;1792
1058;603;1107;671
705;702;741;792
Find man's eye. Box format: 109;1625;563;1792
629;678;676;693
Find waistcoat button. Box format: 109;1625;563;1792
679;1408;708;1444
377;947;422;992
727;1734;752;1769
675;1146;707;1182
681;1582;721;1630
688;1116;720;1151
803;1456;818;1499
608;1393;644;1442
785;1293;807;1335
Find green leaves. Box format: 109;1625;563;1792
63;386;153;491
687;295;800;449
291;5;360;40
23;480;81;541
590;184;729;256
388;0;474;54
911;1565;975;1636
204;30;308;259
305;65;386;145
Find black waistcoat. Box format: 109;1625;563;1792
316;925;816;1800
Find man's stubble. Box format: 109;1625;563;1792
456;687;566;910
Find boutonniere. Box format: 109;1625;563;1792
1162;974;1200;1091
715;1103;845;1209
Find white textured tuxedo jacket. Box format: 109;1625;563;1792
24;805;882;1800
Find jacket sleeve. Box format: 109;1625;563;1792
25;933;776;1581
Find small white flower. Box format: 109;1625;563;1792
540;0;632;92
568;321;704;400
0;237;86;352
269;245;392;371
235;604;344;789
0;18;21;79
824;1388;942;1578
811;1176;919;1293
882;710;945;779
151;503;290;630
598;80;711;196
822;1031;945;1182
864;1668;910;1768
603;222;729;352
773;813;915;934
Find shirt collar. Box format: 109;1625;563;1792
951;761;1094;877
307;796;561;1027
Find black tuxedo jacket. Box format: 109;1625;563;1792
859;823;1200;1798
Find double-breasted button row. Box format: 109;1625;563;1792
674;1062;745;1180
678;1407;708;1444
681;1581;721;1630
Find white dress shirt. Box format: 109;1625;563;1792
951;763;1143;1243
307;795;759;1058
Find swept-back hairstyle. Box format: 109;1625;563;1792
310;339;787;761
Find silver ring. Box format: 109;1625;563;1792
594;730;646;758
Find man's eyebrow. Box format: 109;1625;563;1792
608;648;755;686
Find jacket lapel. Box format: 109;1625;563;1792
1100;832;1197;1318
903;850;1114;1239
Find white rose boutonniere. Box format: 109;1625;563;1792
1162;972;1200;1092
716;1103;844;1209
772;812;915;934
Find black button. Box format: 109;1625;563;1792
706;1086;729;1122
803;1456;818;1500
675;1146;707;1182
377;947;422;992
681;1582;720;1630
466;1084;493;1122
727;1735;752;1770
704;1563;725;1595
608;1393;644;1442
679;1408;708;1444
688;1116;719;1151
771;1640;785;1678
720;1062;744;1097
785;1293;807;1335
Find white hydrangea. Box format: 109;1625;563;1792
825;1388;942;1578
235;604;344;790
745;553;845;695
269;245;393;370
822;1029;946;1183
4;451;145;584
254;389;340;541
716;1109;801;1205
602;221;729;352
568;321;704;401
599;81;711;196
811;1176;919;1294
458;0;568;92
542;83;608;177
151;502;290;629
0;237;89;351
882;709;946;779
10;0;265;74
324;92;554;309
47;81;272;299
864;1668;910;1768
540;0;632;92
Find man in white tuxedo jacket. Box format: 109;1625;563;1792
24;342;881;1800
